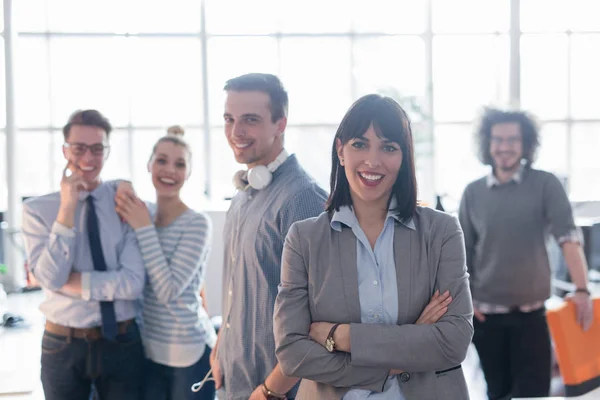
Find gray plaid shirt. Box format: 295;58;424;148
218;155;327;400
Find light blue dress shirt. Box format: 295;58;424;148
331;203;415;400
21;182;145;328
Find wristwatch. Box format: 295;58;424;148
325;323;341;353
261;383;286;400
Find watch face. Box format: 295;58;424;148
325;337;334;352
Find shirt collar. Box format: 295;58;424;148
330;197;416;232
487;163;525;188
78;180;110;202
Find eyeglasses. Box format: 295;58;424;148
490;136;521;146
63;142;110;158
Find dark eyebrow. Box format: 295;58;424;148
355;136;398;145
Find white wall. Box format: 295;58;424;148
204;210;226;317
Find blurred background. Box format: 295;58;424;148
1;1;600;398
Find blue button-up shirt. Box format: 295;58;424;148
331;204;415;400
21;182;145;328
218;155;327;400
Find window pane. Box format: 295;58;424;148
47;0;128;33
285;126;335;192
51;131;67;192
207;37;278;124
280;38;352;124
209;128;241;203
129;38;203;126
205;0;279;35
521;34;568;119
49;37;130;126
0;133;6;210
17;132;53;198
414;122;435;204
434;124;488;212
568;0;600;32
16;38;51;127
521;0;569;32
571;34;600;119
433;35;509;122
570;124;600;201
521;0;598;32
102;129;131;181
281;0;351;33
45;0;200;33
179;129;206;211
534;123;568;175
0;40;5;127
433;0;509;33
352;0;425;34
353;36;426;119
14;0;47;32
128;0;201;33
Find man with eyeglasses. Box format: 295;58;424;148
458;107;593;400
21;109;146;400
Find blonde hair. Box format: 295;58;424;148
149;135;192;168
166;125;185;136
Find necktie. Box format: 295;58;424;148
86;196;118;340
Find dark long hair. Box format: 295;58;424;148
476;107;540;166
325;94;417;222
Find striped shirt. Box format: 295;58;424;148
218;154;328;400
135;208;217;368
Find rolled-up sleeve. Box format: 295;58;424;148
543;173;577;243
22;204;76;291
273;223;389;391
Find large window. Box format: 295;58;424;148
520;0;600;201
2;0;600;214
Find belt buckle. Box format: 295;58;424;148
82;327;100;341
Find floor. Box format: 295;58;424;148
0;290;573;400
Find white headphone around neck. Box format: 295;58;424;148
233;149;289;191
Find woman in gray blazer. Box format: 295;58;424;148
273;94;474;400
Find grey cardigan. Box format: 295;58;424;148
273;206;474;400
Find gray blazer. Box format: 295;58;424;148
273;206;474;400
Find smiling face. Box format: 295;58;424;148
336;123;403;209
223;90;286;169
62;124;109;190
148;140;190;198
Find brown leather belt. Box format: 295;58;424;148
44;319;134;340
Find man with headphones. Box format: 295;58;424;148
210;73;327;400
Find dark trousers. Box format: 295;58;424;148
40;321;144;400
142;345;215;400
473;308;552;400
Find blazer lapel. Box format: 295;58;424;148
394;221;414;324
337;226;362;323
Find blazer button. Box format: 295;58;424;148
400;372;411;382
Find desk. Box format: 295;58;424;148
0;291;44;399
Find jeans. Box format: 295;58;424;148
143;345;215;400
40;321;145;400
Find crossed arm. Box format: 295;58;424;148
273;218;474;390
